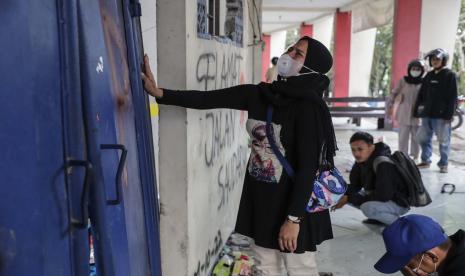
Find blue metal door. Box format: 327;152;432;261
1;1;161;275
78;0;161;275
0;0;89;275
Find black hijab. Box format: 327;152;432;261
263;36;338;163
404;59;425;84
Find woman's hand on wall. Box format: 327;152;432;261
141;55;164;98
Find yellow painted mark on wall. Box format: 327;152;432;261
150;102;159;117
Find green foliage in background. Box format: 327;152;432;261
369;22;393;97
285;28;299;48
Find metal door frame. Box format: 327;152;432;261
121;1;163;275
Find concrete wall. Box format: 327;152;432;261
349;28;376;97
156;0;188;275
156;0;261;275
419;0;461;66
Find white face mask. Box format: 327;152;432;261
277;54;303;77
410;70;422;78
277;54;319;77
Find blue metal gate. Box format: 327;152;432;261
0;1;161;275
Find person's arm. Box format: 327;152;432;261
444;71;458;120
413;77;427;118
346;164;363;195
388;79;402;118
141;54;253;110
158;85;254;111
390;79;403;102
343;164;366;206
364;162;397;202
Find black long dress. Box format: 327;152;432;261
157;74;333;253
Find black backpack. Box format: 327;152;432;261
373;151;432;207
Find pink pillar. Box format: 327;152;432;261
391;0;422;90
261;34;271;82
333;11;351;99
300;23;313;37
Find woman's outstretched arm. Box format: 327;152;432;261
142;55;255;111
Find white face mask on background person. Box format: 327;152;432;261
277;54;319;77
410;70;422;78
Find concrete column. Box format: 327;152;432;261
300;23;313;37
313;14;335;51
261;34;271;81
419;0;461;66
334;11;351;98
349;28;377;97
156;0;188;275
156;0;257;275
391;0;422;90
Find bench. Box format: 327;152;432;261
324;97;387;128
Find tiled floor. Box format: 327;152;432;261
316;119;465;276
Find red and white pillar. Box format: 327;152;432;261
333;11;351;99
261;34;271;82
391;0;422;90
300;23;313;37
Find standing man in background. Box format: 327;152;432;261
414;48;458;173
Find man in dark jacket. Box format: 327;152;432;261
375;214;465;276
414;48;458;173
332;132;409;225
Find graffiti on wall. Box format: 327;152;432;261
189;49;248;276
200;110;248;211
196;52;243;91
217;144;247;210
204;110;236;167
193;230;223;276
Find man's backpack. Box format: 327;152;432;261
373;151;432;207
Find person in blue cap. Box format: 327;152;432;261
374;214;465;275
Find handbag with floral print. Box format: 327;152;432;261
266;105;347;213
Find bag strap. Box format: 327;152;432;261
373;156;394;173
266;105;296;180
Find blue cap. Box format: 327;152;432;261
374;214;447;274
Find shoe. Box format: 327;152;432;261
439;166;448;173
362;218;386;226
416;162;431;169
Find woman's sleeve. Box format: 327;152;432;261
156;84;258;111
346;164;363;194
287;103;320;218
367;162;397;202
